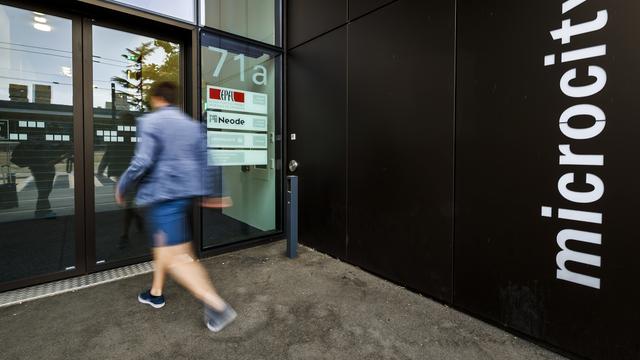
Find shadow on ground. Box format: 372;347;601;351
0;241;565;360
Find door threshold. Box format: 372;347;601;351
0;261;153;308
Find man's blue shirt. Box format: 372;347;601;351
117;105;215;205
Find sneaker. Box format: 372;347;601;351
137;290;165;309
204;303;237;332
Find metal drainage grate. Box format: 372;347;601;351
0;261;154;308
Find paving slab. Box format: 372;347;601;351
0;241;566;360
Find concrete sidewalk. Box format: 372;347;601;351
0;241;565;360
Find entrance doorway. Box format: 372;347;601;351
89;25;181;267
0;3;184;291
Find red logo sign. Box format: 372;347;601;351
209;88;245;103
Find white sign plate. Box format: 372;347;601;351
207;149;268;166
206;111;268;132
206;86;268;114
207;131;268;149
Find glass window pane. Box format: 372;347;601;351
92;26;181;264
200;31;281;248
102;0;195;23
202;0;278;46
0;5;76;282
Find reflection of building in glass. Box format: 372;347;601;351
8;84;52;104
33;85;52;104
105;92;129;111
0;99;74;219
9;84;28;102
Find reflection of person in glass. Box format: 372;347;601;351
35;125;72;218
11;123;72;218
115;82;236;332
97;112;143;245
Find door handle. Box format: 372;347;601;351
288;160;299;172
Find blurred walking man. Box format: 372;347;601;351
115;81;236;332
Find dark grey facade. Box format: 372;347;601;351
288;0;455;302
287;1;637;359
1;0;637;358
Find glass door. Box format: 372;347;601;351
89;24;182;266
0;1;282;293
0;4;186;292
0;4;84;290
200;31;282;249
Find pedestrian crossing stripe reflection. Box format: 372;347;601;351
15;172;116;192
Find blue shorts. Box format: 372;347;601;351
146;198;192;247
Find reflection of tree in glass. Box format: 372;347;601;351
111;40;179;111
111;41;153;111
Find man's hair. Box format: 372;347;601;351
150;81;178;104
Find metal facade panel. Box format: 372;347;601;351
287;0;347;49
455;1;640;359
287;27;348;259
348;0;394;20
347;0;455;302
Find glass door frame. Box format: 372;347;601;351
81;17;190;273
0;0;195;291
195;28;286;258
0;1;87;292
0;0;285;293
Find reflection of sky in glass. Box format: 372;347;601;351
107;0;194;23
0;5;73;105
0;5;175;109
202;0;275;45
92;26;171;110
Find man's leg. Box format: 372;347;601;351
157;242;226;312
141;199;235;330
138;209;167;307
150;247;167;297
137;246;167;308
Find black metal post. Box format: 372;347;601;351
286;175;298;258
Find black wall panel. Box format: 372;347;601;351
455;1;640;359
287;27;348;259
288;0;640;357
348;0;395;20
287;0;347;49
347;0;455;302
